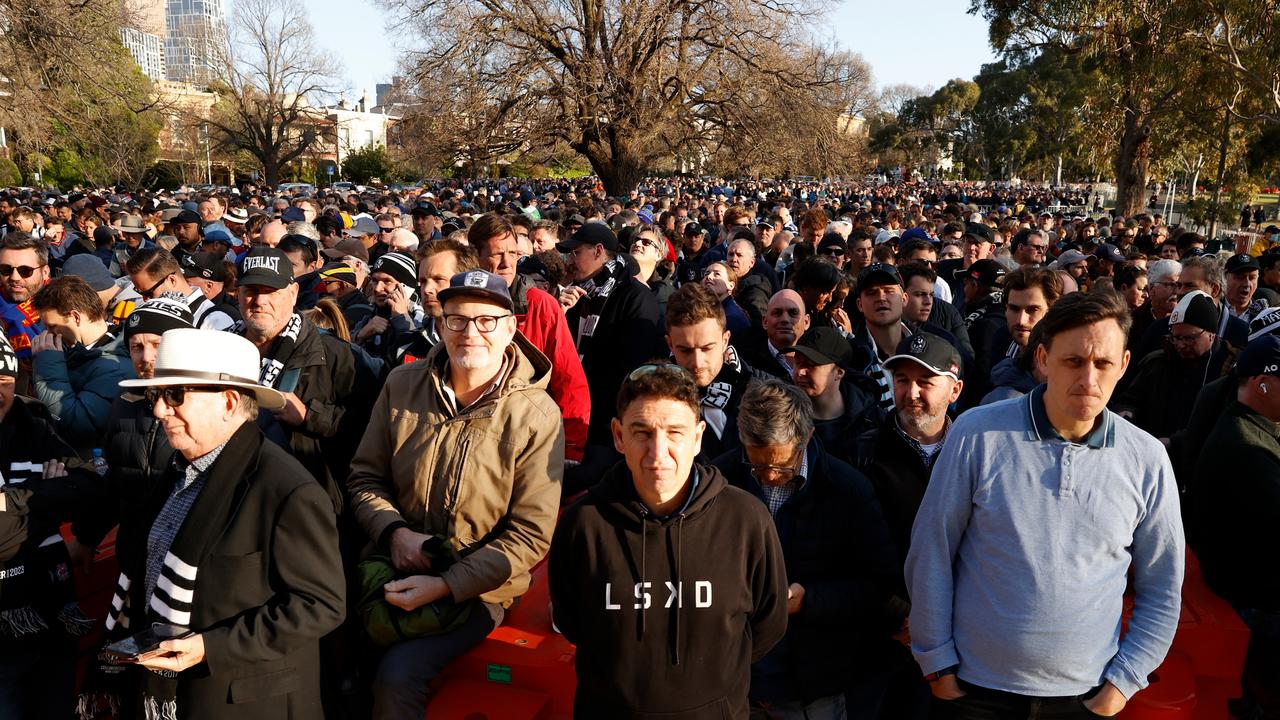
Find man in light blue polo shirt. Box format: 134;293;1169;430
907;291;1184;719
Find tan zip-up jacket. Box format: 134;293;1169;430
347;332;564;606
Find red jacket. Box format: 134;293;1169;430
517;286;590;462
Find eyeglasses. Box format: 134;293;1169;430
632;236;663;252
442;313;511;333
1168;329;1207;345
1153;281;1178;290
741;448;804;482
0;263;44;279
819;247;845;257
1174;282;1201;293
139;273;175;299
378;226;395;233
1027;244;1049;252
144;385;223;408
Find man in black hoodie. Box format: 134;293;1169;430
549;362;788;719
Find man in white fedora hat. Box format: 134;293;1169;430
88;328;345;720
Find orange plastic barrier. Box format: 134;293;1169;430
426;561;576;720
1118;552;1251;720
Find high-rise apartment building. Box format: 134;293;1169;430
165;0;226;85
121;27;167;81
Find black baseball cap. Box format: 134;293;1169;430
437;269;515;312
884;331;962;380
855;263;903;295
963;259;1006;287
1225;253;1261;274
783;327;853;368
180;251;228;282
1235;335;1280;378
683;221;705;236
238;247;294;289
556;222;619;253
171;209;202;226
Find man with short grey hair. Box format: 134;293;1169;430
1131;258;1181;349
1133;254;1249;363
713;378;897;719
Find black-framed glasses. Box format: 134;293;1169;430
1168;329;1207;345
741;448;804;482
139;273;175;299
144;385;223;408
442;313;511;333
378;226;395;233
0;263;44;279
819;247;845;257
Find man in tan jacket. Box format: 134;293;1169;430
347;269;564;720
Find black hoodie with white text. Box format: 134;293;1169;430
548;462;788;719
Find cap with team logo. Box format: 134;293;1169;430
1225;253;1261;274
1235;335;1280;378
436;270;514;312
238;247;294;289
884;331;962;381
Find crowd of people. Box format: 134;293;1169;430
0;176;1275;720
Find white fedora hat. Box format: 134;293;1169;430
119;328;285;410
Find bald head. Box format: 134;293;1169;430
763;289;809;349
389;228;419;254
258;220;286;248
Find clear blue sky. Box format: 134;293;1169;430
309;0;999;102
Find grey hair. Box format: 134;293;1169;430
237;391;260;421
1147;259;1182;284
729;236;757;255
285;220;320;242
736;379;814;449
1182;255;1224;297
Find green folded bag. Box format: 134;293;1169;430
356;555;472;647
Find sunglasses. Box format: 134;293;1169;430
378;226;395;233
0;263;45;279
144;385;223;408
139;272;175;299
819;247;845;257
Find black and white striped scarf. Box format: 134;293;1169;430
89;443;245;720
235;313;303;388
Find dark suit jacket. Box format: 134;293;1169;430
739;331;792;382
123;423;345;720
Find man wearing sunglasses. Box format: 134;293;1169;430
0;233;50;390
348;270;562;720
712;379;897;720
108;328;345;719
125;248;236;331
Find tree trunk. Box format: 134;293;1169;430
263;161;279;189
586;149;644;198
1113;108;1152;217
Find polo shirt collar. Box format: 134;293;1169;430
1026;384;1115;449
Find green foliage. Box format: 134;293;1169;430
343;144;399;184
0;158;21;187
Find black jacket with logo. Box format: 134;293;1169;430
549;462;788;719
